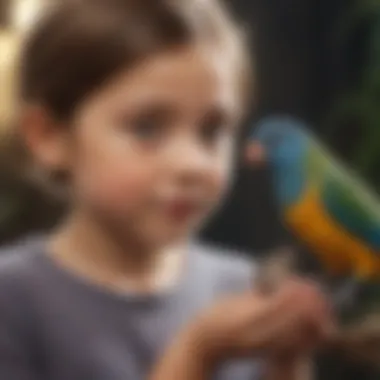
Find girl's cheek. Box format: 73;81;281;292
103;170;153;206
73;153;156;210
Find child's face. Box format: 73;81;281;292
64;46;240;248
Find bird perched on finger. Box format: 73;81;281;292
245;116;380;369
246;116;380;281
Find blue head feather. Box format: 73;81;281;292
249;116;311;206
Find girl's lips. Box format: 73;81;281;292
163;198;203;222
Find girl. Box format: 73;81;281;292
0;0;334;379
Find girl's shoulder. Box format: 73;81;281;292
0;235;47;298
0;236;46;330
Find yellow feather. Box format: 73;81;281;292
285;186;380;279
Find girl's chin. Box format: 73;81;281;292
124;214;204;249
145;224;197;248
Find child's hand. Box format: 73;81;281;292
187;278;335;361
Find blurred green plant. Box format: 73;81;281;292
326;0;380;192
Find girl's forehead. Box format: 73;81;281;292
101;46;241;113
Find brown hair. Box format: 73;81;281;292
20;0;252;122
11;0;252;194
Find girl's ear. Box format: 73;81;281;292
20;105;71;173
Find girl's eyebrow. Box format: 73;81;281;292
112;96;179;115
200;104;236;127
129;103;177;121
113;103;177;128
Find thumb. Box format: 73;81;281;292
254;247;296;295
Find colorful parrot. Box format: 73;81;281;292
246;116;380;283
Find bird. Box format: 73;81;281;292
246;116;380;281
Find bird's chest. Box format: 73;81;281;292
284;186;353;275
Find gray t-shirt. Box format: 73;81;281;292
0;237;262;380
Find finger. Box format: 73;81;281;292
247;310;302;351
295;285;337;341
250;302;320;354
255;249;297;295
279;278;328;309
250;278;330;337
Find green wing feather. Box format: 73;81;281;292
306;140;380;251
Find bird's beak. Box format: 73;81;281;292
244;141;267;167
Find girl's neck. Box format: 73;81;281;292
48;210;186;294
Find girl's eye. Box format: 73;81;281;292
199;110;229;145
128;108;170;141
132;116;163;140
201;123;224;143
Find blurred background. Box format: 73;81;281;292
0;0;380;378
3;0;380;250
1;0;379;253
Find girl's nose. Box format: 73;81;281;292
166;140;215;179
